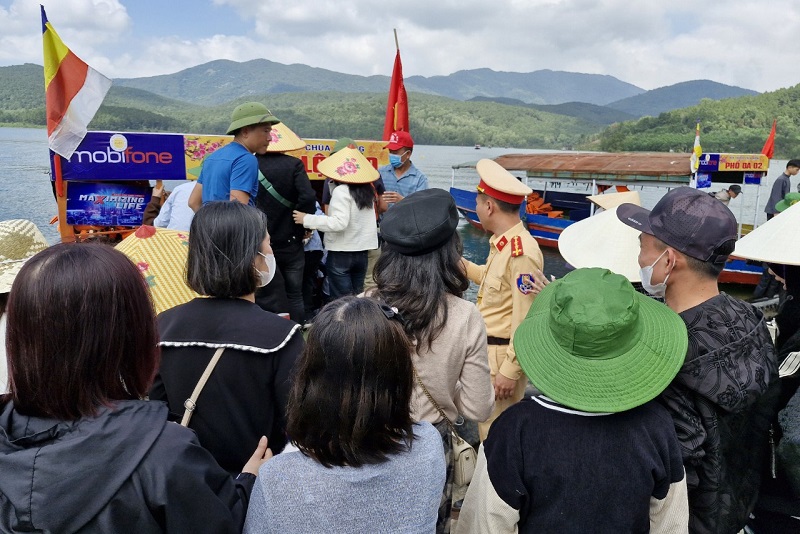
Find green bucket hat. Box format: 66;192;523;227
776;192;800;213
514;268;687;413
226;102;281;135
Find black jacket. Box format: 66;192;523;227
254;153;316;248
151;297;303;473
0;399;253;533
660;293;780;533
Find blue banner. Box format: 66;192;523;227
65;182;152;226
695;172;712;189
53;131;187;181
743;172;763;185
697;155;720;173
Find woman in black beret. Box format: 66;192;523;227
370;188;494;534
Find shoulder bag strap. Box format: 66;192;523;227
181;347;226;427
412;367;463;442
258;170;296;210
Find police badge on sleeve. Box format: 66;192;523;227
517;273;535;295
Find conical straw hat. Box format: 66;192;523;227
318;146;379;184
115;226;200;314
733;200;800;265
558;206;642;282
265;123;306;153
0;219;49;293
587;191;641;211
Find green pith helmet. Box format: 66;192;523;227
776;192;800;212
226;102;281;135
333;137;356;153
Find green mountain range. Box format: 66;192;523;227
467;96;637;125
597;84;800;157
113;59;645;107
1;60;793;156
101;90;600;148
607;80;759;117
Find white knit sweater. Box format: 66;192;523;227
302;184;378;252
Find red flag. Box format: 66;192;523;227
383;50;409;140
761;119;777;159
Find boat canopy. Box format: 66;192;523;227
453;152;691;182
452;152;767;187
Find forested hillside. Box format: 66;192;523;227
0;85;600;149
606;80;758;117
596;84;800;158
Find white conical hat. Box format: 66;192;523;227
587;191;641;210
558;206;642;282
0;219;49;293
733;201;800;265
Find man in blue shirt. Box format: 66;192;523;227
189;102;281;210
378;130;428;205
357;131;429;292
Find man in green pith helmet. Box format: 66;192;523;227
189;102;281;211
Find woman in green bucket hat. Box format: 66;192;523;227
188;102;281;210
456;268;690;534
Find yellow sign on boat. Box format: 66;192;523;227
286;139;389;181
717;153;769;172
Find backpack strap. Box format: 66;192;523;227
258;170;296;210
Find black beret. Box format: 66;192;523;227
380;189;459;256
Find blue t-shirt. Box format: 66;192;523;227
198;142;258;205
377;162;428;199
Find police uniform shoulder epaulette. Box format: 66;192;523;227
510;236;523;257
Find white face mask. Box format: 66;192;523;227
639;249;670;298
256;251;276;288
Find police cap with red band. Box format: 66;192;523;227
475;159;532;205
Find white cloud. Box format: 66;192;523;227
1;0;798;93
101;34;265;78
0;0;129;68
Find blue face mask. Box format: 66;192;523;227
389;154;403;168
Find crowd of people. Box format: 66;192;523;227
0;101;799;533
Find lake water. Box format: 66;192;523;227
0;126;790;294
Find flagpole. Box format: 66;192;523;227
394;28;399;51
754;176;763;229
737;187;744;238
53;153;64;197
52;153;75;242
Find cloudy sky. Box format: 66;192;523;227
2;0;798;93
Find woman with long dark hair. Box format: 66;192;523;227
0;243;269;533
150;201;303;473
293;145;379;298
244;297;445;533
370;189;495;533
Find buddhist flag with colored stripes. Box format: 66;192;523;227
689;121;702;174
42;5;111;159
382;48;409;140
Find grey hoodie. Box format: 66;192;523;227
0;399;253;533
